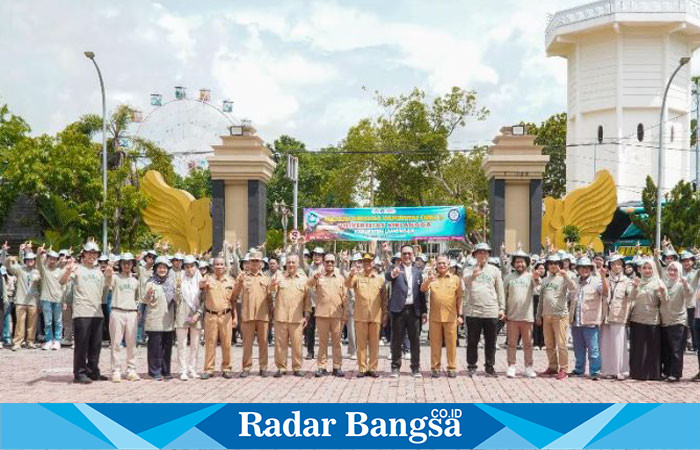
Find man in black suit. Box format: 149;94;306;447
385;244;427;378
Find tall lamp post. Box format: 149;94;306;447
655;56;691;251
84;51;108;253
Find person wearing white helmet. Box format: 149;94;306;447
5;242;41;351
107;253;140;382
536;253;577;381
463;243;504;378
174;255;204;381
503;250;540;379
143;256;176;381
600;254;633;380
36;246;66;351
569;257;608;381
60;240;107;384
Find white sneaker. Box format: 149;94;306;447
42;341;52;351
350;353;357;360
127;372;141;382
180;373;189;381
525;367;537;378
506;365;517;378
189;370;200;379
52;341;61;350
112;372;122;383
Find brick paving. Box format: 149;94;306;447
2;338;699;403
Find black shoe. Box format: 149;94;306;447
89;374;108;381
333;368;345;377
569;371;584;377
368;371;380;378
305;352;314;360
590;373;600;381
260;370;269;378
273;370;285;378
73;375;92;384
152;375;164;381
164;374;173;380
412;370;422;378
447;370;457;378
294;370;305;377
467;368;477;378
315;369;327;377
431;370;440;378
357;371;366;378
485;369;498;378
200;373;212;380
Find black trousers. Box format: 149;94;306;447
629;321;661;381
661;324;686;378
147;331;173;377
532;296;545;348
466;317;499;371
73;317;103;379
688;308;697;351
305;307;316;355
390;306;420;371
101;304;110;342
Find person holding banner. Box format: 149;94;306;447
386;245;426;378
270;254;310;377
463;243;505;378
421;255;463;378
346;252;386;378
308;253;347;377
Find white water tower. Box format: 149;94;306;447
546;0;700;202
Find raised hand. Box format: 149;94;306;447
391;266;401;279
632;276;640;288
1;241;8;251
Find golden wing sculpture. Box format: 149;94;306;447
140;170;212;254
542;170;617;252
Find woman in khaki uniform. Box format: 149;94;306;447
660;261;692;381
174;255;204;381
629;259;665;381
144;256;175;381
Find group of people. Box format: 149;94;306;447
1;237;699;384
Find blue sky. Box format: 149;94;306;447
0;0;638;151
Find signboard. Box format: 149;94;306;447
303;206;465;241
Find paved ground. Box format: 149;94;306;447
2;338;699;403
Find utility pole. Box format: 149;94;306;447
286;154;299;229
695;77;700;189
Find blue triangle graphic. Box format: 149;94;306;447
89;403;211;434
476;404;562;448
41;403;113;446
1;404;114;449
138;404;226;448
164;426;226;450
586;403;659;447
75;404;157;450
475;426;537;449
586;404;700;449
544;404;624;449
489;403;612;434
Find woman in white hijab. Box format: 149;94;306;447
174;255;204;381
660;261;692;381
628;259;665;381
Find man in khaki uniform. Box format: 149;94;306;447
421;255;463;378
270;254;310;377
233;251;272;378
346;252;386;378
200;257;238;379
308;253;347;377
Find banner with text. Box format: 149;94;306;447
1;403;698;449
303;206;465;241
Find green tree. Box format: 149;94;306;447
522;112;567;198
175;168;212;199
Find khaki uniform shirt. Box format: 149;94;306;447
310;272;347;319
204;274;235;312
38;258;64;303
629;279;664;325
607;274;633;324
110;274;139;311
7;262;40;307
347;270;385;323
503;271;537;322
426;273;462;323
660;281;692;327
274;271;310;323
144;281;175;332
137;265;154;303
235;271;272;322
462;264;504;319
71;265;105;318
536;273;577;318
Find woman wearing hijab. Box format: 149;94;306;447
174;255;204;381
628;259;666;381
660;261;692;381
144;256;176;381
600;254;633;380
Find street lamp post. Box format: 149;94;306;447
655;56;691;251
84;51;108;253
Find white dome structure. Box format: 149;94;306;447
546;0;700;201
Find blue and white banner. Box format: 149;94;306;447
1;403;699;449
